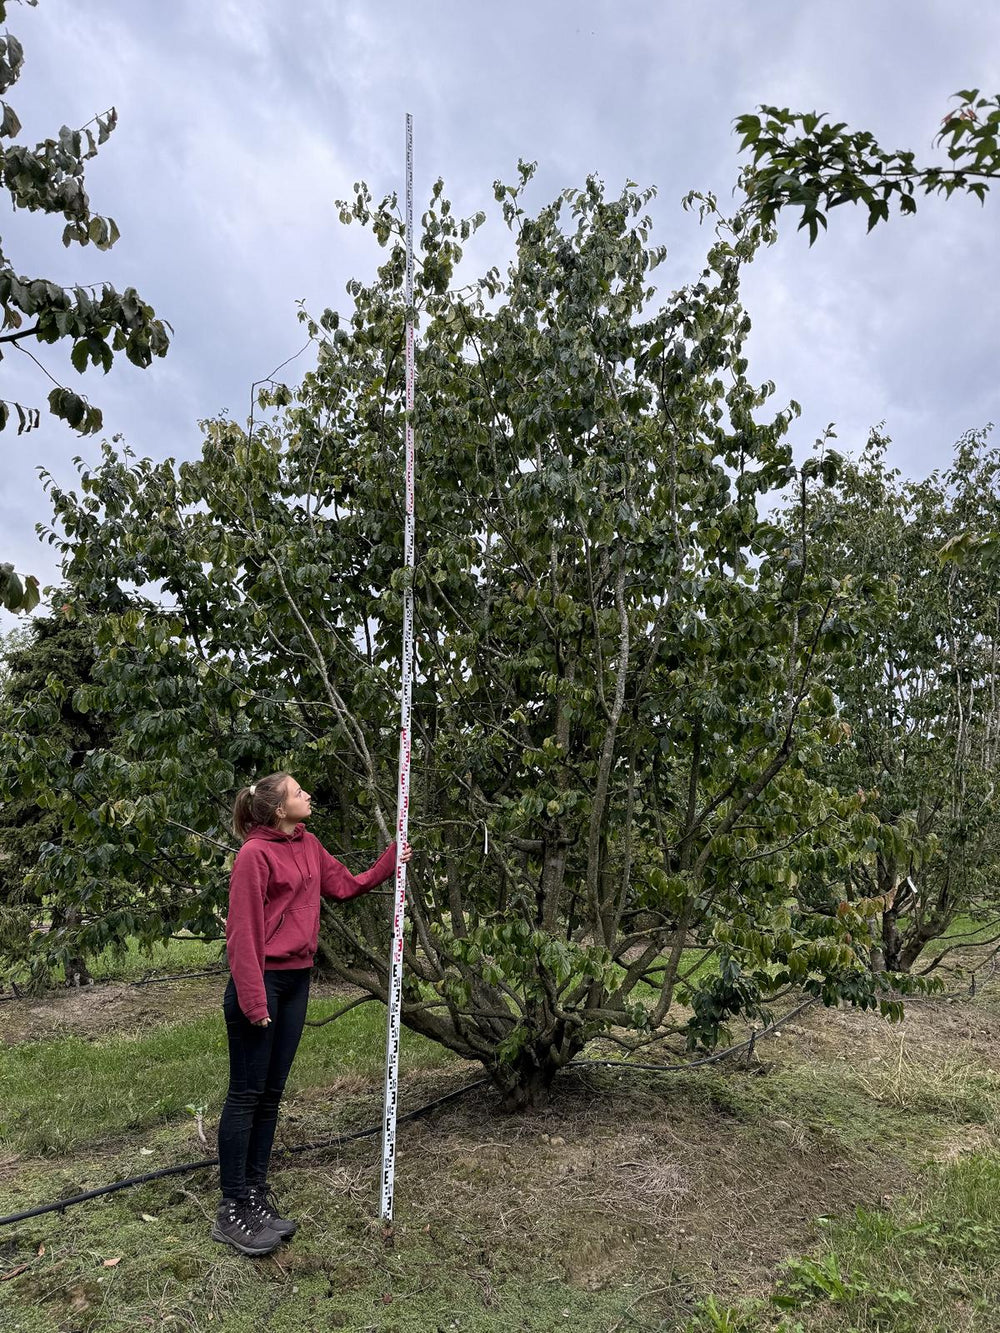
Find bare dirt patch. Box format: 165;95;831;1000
0;974;357;1046
0;976;226;1045
325;1061;904;1323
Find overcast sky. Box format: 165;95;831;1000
2;0;998;630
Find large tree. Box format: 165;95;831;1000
10;171;916;1105
0;0;169;611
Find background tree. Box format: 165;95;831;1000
0;0;170;611
735;90;1000;242
9;171;921;1105
780;429;1000;973
730;85;1000;972
0;606;110;984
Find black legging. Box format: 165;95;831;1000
217;967;311;1199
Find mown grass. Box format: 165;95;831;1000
7;942;1000;1331
85;933;227;982
1;995;456;1157
13;1027;1000;1333
2;1138;640;1333
686;1152;1000;1332
4;1024;1000;1333
688;1038;1000;1160
935;913;1000;946
1;932;226;990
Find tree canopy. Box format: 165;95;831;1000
1;168;934;1105
0;607;107;984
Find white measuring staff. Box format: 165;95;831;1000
380;112;416;1224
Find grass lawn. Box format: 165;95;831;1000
85;934;228;983
4;940;1000;1330
1;932;228;991
2;994;456;1157
686;1152;1000;1332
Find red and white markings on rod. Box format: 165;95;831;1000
380;112;416;1225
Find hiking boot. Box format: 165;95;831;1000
211;1197;282;1256
246;1183;298;1240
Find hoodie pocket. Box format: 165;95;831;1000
264;905;318;962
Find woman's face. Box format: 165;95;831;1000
278;777;312;824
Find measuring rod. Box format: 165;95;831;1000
380;112;415;1224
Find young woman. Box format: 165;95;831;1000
212;771;411;1256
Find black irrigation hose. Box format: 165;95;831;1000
129;967;228;988
574;996;819;1074
0;1078;491;1229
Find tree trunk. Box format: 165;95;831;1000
50;905;91;986
488;1028;584;1111
895;921;947;974
881;910;903;972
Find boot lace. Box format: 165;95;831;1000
247;1185;282;1224
226;1199;255;1235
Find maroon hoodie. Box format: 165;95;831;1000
226;823;396;1023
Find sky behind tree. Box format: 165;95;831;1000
2;0;998;626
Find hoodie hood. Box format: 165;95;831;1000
245;823;306;842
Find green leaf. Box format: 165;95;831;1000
0;100;21;137
20;573;40;611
